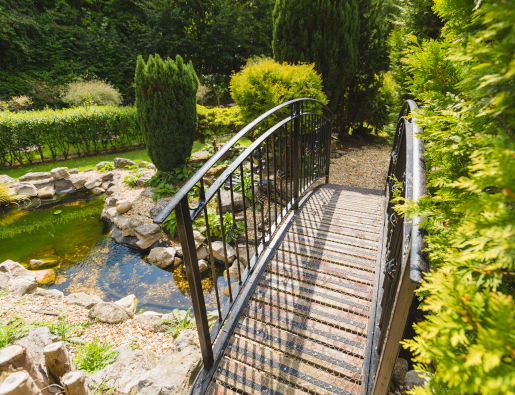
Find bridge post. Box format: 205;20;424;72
292;102;300;209
175;197;214;370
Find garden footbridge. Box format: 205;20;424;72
155;99;428;395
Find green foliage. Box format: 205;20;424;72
162;210;178;237
73;338;118;375
123;165;147;188
98;162;116;173
196;105;244;142
62;80;122;107
161;308;196;338
0;183;30;206
33;314;87;343
193;208;243;244
0;105;140;166
389;0;515;393
135;54;198;172
0;317;30;348
230;59;327;135
147;168;192;202
272;0;359;121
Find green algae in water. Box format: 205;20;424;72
0;193;228;313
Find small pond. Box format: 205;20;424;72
0;192;228;313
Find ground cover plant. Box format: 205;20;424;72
73;338;118;375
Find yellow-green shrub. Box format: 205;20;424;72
230;59;327;135
196;105;244;142
62;80;122;107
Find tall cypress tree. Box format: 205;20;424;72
272;0;359;122
135;54;198;172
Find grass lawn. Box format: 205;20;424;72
1;137;252;180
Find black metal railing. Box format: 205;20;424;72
154;98;333;370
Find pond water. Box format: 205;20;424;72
0;192;228;313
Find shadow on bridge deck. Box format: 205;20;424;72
207;184;385;395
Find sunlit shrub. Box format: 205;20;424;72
62;80;122;107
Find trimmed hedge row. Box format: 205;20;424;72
0;105;141;166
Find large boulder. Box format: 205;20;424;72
147;247;176;269
64;292;103;309
115;294;137;314
85;177;102;190
101;172;114;182
133;315;172;333
31;179;54;190
70;174;89;189
14;182;37;197
37;186;55;199
114;157;135;169
116;200;132;214
89;348;157;393
14;327;59;374
33;288;64;300
0;272;9;289
89;302;133;324
211;241;235;263
19;172;51;182
122;217;143;237
126;330;202;395
134;224;161;250
0;260;37;295
0;174;15;185
54;178;75;193
219;190;247;214
50;167;70;180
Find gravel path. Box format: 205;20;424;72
329;145;391;190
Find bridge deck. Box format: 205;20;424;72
206;184;384;395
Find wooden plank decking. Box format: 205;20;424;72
207;184;384;395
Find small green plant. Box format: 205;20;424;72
34;314;87;343
193;208;244;243
147;170;189;201
162;210;178;237
123;164;147;188
73;338;118;375
90;381;117;395
233;167;261;211
0;317;30;348
98;162;115;172
161;308;196;338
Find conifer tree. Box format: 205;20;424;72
135;54;198;172
272;0;359;122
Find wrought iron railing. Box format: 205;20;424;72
366;100;429;395
154;98;333;371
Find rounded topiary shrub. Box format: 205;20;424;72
230;58;327;135
135;54;199;172
62;80;122;107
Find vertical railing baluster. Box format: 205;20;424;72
259;142;266;244
229;177;242;284
175;198;214;369
325;118;331;183
272;134;278;226
250;151;258;256
265;137;271;237
216;189;233;303
239;163;251;269
292;103;300;209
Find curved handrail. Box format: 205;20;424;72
154;98;332;224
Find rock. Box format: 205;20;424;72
211;241;235;263
54;178;75;193
105;193;121;208
115;294;137;313
33;288;64;300
226;260;245;280
50;167;70;180
96;161;110;170
19;172;52;182
0;261;37;295
236;245;249;266
196;246;208;261
0;272;9;289
101;172;114;182
142;311;163;317
138;161;149;168
126;329;202;395
114;157;135;168
9;278;38;295
174;257;182;266
14;327;59;374
116;200;132;214
29;259;46;269
14;182;37;197
65;292;103;309
203;164;228;186
190;151;209;164
31;179;54;190
147;247;176;269
219;189;247;214
134;224;162;249
106;185;119;197
102;181;112;190
392;358;409;386
85;177;102;189
133;315;172;333
193;231;206;246
70;174;89;189
92;187;105;195
122;217;143;237
176;245;183;257
147;163;156;170
34;269;55;284
89;348;157;393
0;260;29;275
89;302;132;324
149;198;172;219
139;189;154;199
84;168;94;172
136;176;151;188
405;370;429;389
0;174;16;185
37;186;55;198
198;259;209;273
69;168;79;174
223;283;237;297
